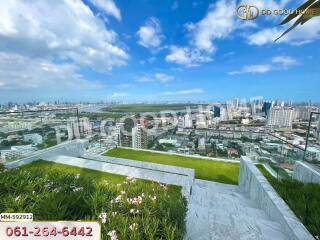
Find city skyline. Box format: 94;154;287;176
0;0;319;102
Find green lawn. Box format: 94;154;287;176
21;160;126;183
257;164;320;237
102;103;199;113
105;148;240;185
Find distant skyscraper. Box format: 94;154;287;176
183;114;193;128
67;117;80;140
79;117;92;136
213;106;220;118
132;124;148;149
266;107;294;128
262;102;272;116
115;122;124;146
220;107;228;121
196;113;207;129
295;106;319;121
317;117;320;143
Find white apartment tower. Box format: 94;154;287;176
115;122;124;146
183;114;193;128
132;124;148;149
267;107;294;128
67;117;80;140
79;117;92;136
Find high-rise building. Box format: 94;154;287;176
294;106;319;121
132;124;148;149
220;107;228;121
115;122;124;146
67;117;80;140
213;106;220;118
317;117;320;143
183;114;193;128
262;102;272;116
196;113;207;129
266;107;294;128
79;117;92;136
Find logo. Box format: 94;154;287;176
236;4;259;20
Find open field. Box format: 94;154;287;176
105;148;240;185
257;164;320;237
0;161;187;240
102;104;200;113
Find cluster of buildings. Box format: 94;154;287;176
0;100;319;164
0;133;42;161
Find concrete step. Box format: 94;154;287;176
186;180;290;240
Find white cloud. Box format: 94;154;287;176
187;0;236;53
90;0;121;21
111;92;128;97
247;18;320;46
155;73;175;83
228;55;298;75
171;1;179;10
0;0;128;73
239;0;290;12
166;0;254;67
272;56;298;69
136;73;175;84
159;88;204;96
228;65;272;75
0;52;104;90
117;83;131;88
165;46;212;67
137;17;164;50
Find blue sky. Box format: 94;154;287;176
0;0;319;103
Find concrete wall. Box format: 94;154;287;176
293;161;320;184
239;156;314;240
48;155;193;198
4;139;89;169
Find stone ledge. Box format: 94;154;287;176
4;139;89;169
239;156;314;240
293;161;320;184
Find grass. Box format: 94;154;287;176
21;160;126;184
269;164;291;180
105;148;240;185
102;104;199;113
0;161;187;240
257;164;320;238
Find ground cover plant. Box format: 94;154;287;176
256;164;320;238
105;148;240;185
102;104;199;113
0;161;187;240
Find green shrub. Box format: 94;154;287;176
0;161;187;240
257;164;320;238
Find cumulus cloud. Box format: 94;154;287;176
90;0;121;21
0;0;128;73
136;73;175;84
111;92;129;97
165;0;255;67
171;1;179;10
272;56;298;69
228;55;298;75
165;46;212;67
154;73;175;83
247;18;320;46
228;65;272;75
137;17;164;51
187;0;236;53
0;52;104;90
159;88;204;96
